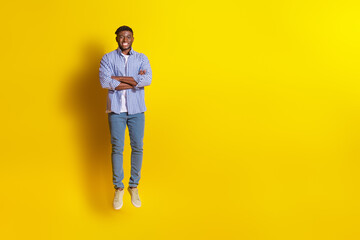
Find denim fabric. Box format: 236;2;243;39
108;112;145;189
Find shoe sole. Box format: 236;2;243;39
131;201;141;208
113;201;123;210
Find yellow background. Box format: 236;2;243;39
1;0;360;239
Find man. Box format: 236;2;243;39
99;25;152;210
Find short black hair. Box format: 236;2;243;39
115;26;133;35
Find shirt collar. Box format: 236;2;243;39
117;47;134;56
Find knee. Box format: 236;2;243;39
130;142;143;152
112;142;124;153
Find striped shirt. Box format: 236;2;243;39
99;48;152;114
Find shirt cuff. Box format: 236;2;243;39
112;80;121;90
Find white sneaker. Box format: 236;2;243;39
128;187;141;207
113;188;124;210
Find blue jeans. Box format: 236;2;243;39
108;112;145;189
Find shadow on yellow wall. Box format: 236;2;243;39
64;42;114;214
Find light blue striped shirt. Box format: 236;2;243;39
99;48;152;114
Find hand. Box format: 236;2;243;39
139;69;146;75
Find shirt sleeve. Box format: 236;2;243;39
99;54;121;90
134;54;152;88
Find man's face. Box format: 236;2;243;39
116;30;134;51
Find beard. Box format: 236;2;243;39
119;44;132;51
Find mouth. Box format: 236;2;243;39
122;43;129;47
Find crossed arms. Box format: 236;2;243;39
99;53;152;91
111;70;146;90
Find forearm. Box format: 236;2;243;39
115;82;134;90
111;76;137;86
